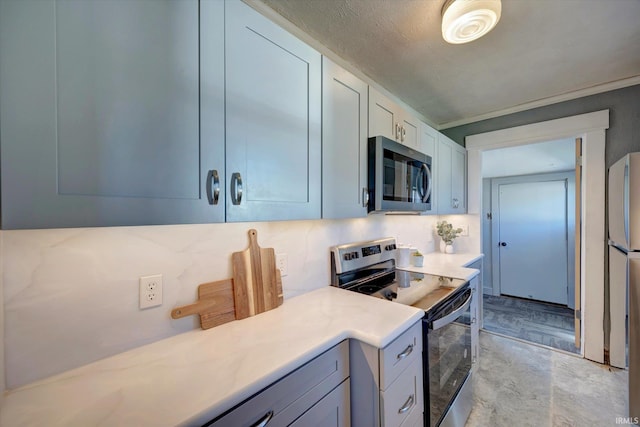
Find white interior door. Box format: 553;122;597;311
498;180;569;304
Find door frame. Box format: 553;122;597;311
490;172;575;304
466;109;609;362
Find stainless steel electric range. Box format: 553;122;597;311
330;237;473;427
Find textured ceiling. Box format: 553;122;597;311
258;0;640;127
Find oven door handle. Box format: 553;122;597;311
432;291;472;330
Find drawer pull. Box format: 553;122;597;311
251;410;274;427
396;344;414;361
398;394;414;414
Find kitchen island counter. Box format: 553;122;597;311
0;287;423;427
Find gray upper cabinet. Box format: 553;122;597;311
322;57;368;219
368;87;419;149
436;133;467;214
225;0;322;222
0;0;225;229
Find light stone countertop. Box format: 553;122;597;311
398;252;484;281
0;286;423;427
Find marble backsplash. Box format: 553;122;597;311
2;214;478;389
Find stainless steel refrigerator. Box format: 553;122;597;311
608;152;640;419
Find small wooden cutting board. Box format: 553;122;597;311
171;278;236;329
232;229;283;320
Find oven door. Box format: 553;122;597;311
425;287;472;427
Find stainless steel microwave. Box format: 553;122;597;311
368;135;432;213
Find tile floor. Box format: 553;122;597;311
483;295;578;354
466;332;628;427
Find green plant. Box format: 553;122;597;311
436;221;463;244
413;250;423;257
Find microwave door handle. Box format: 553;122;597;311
432;291;472;330
422;163;432;203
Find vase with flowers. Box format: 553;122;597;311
436;221;463;254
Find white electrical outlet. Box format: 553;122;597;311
276;253;288;277
457;224;469;236
139;274;163;309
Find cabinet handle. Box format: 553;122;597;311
452;198;459;209
231;172;243;205
398;394;415;414
362;187;369;207
396;344;414;361
206;170;220;205
395;123;400;140
401;126;406;142
251;410;274;427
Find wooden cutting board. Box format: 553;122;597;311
232;229;283;320
171;278;236;329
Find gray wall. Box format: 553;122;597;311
442;84;640;167
445;84;640;355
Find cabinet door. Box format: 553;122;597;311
452;143;467;213
322;57;368;219
418;123;437;158
436;133;467;214
399;113;419;149
0;0;224;229
225;0;321;222
369;86;400;140
436;137;454;214
289;380;351;427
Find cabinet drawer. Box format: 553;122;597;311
399;403;423;427
380;359;423;427
208;340;349;427
380;321;422;390
289;380;351;427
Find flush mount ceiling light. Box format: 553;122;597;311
442;0;502;44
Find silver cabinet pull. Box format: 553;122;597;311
251;410;274;427
396;344;414;360
231;172;243;205
206;169;220;205
452;198;460;209
362;187;369;207
398;394;414;414
395;123;400;140
401;126;406;142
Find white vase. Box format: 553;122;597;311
413;255;424;267
440;239;454;254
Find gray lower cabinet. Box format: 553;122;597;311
350;321;423;427
321;57;368;219
466;260;483;363
289;380;351;427
0;0;225;229
225;0;321;222
206;340;349;427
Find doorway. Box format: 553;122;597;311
484;170;578;353
465;109;609;363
